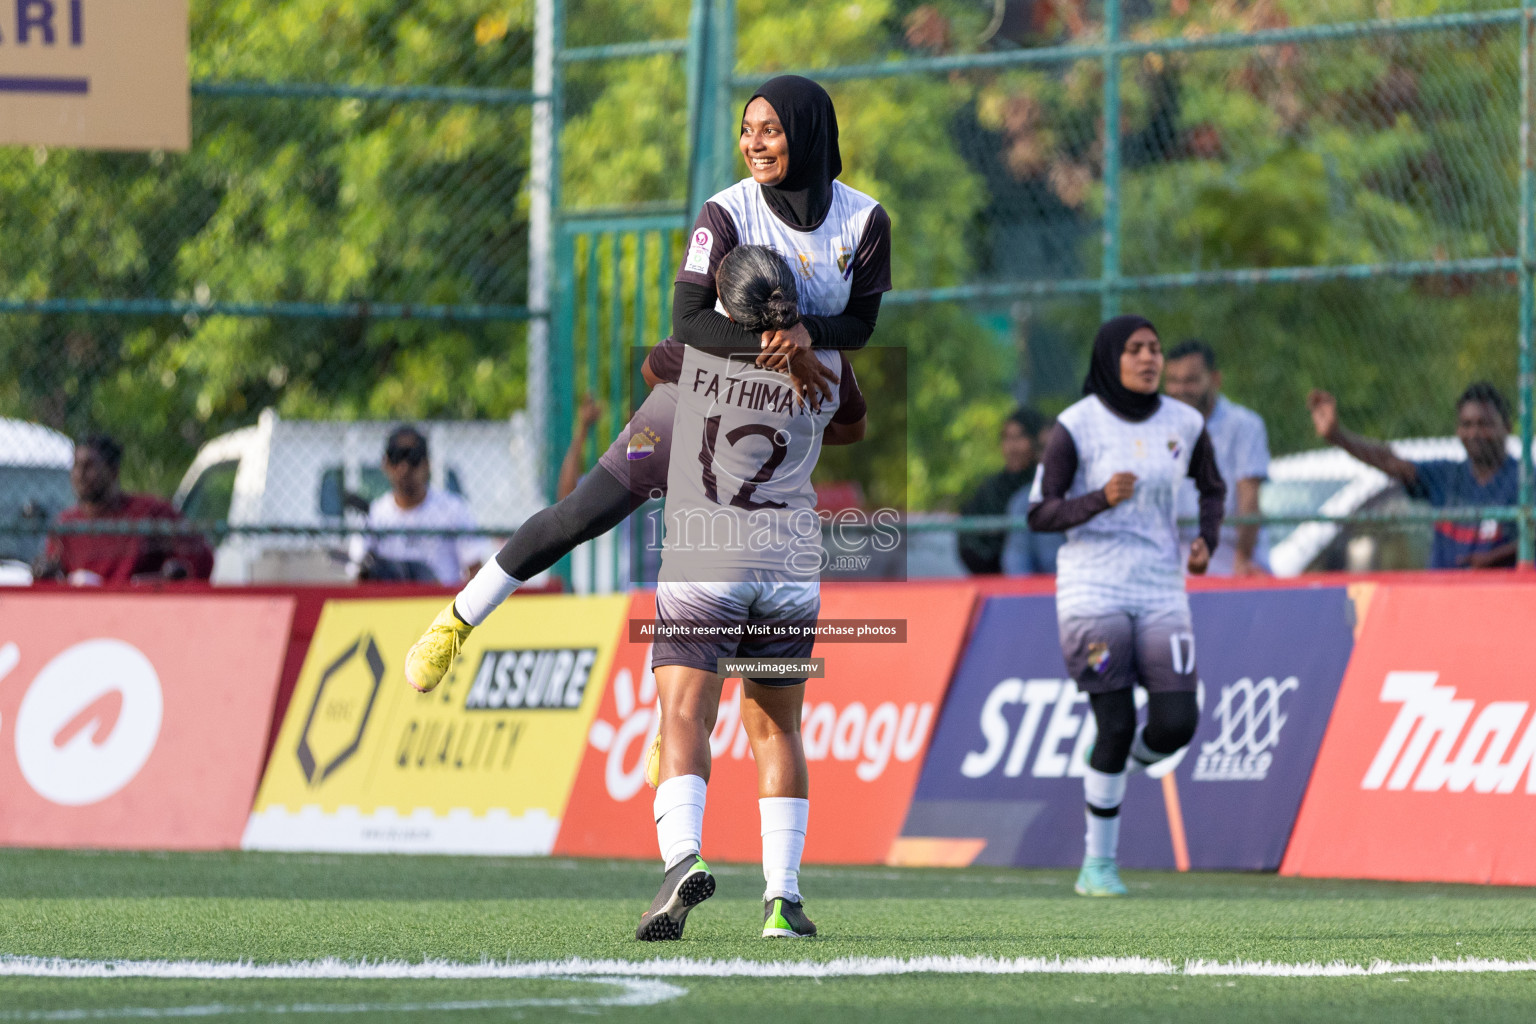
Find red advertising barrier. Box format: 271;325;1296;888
0;593;293;850
1282;583;1536;885
553;582;976;864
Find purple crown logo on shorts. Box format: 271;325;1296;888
1087;642;1110;674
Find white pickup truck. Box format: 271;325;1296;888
173;409;544;584
0;418;75;579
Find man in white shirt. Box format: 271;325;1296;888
1164;340;1271;576
349;426;486;584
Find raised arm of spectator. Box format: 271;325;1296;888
556;394;603;502
1233;477;1264;574
1307;388;1418;486
1186;429;1227;575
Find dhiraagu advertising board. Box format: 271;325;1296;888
244;595;628;855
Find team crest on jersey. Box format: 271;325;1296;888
1167;437;1183;459
794;251;814;279
834;243;852;275
1087;642;1111;674
626;427;661;460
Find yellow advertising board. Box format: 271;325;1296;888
244;595;628;854
0;0;189;151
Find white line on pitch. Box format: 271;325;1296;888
0;977;685;1020
4;954;1536;981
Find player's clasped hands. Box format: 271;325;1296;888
757;322;811;369
760;324;837;411
1102;471;1138;507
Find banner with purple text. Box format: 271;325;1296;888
892;588;1354;871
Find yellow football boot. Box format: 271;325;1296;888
645;731;662;789
404;602;474;693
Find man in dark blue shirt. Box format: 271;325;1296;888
1307;382;1518;569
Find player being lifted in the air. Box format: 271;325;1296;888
635;244;866;941
402;75;889;694
1028;315;1226;897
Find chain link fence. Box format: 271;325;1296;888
1;0;1530;584
716;0;1531;576
1;3;543;582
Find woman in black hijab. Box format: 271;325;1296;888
626;74;892;945
403;74;891;940
1027;313;1225;899
1082;314;1163;422
662;74;892;368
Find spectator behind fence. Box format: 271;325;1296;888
959;407;1050;575
556;394;604;501
349;426;488;584
1164;340;1271;576
1002;412;1063;575
1307;382;1518;569
36;434;214;585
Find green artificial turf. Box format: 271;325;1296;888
1;850;1533;1022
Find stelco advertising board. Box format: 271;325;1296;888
896;588;1354;871
245;595;628;855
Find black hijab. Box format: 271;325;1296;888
1083;314;1161;422
747;75;842;230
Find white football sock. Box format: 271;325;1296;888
453;561;522;626
1085;808;1122;860
654;774;707;869
760;797;809;902
1083;767;1127;860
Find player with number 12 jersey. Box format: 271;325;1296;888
636;245;866;944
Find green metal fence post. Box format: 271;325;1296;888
1520;0;1536;567
686;0;714;216
546;0;578;587
545;0;572;502
714;0;738;197
1100;0;1123;322
686;0;737;216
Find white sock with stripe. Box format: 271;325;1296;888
760;797;809;902
654;774;707;869
1083;767;1127;860
453;561;522;626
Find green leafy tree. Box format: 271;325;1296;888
0;0;536;494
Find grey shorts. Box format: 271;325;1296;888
1058;606;1197;695
595;383;676;501
652;573;820;686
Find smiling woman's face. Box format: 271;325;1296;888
739;97;788;186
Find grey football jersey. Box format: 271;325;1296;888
1031;395;1208;617
678;178;888;317
662;346;864;579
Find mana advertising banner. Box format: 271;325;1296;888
0;593;292;849
244;594;628;855
0;0;189;150
552;583;975;864
1284;583;1536;886
895;587;1354;871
